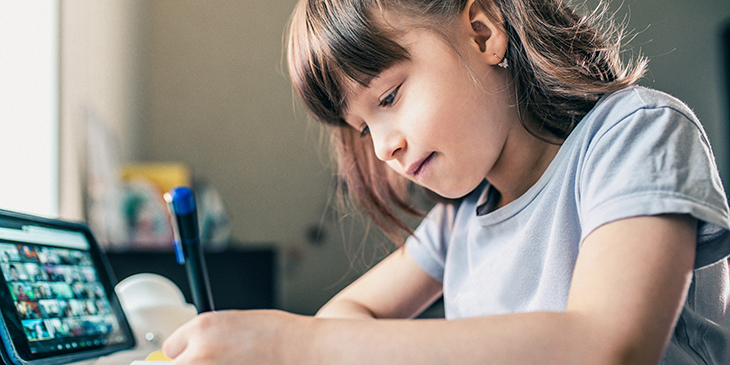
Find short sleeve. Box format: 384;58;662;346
405;203;458;282
579;104;730;268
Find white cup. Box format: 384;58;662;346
115;274;197;349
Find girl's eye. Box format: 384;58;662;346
378;85;401;107
359;125;370;138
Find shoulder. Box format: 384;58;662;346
564;86;711;164
602;86;688;109
566;87;730;249
571;87;714;175
579;86;701;136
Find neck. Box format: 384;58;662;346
487;123;561;209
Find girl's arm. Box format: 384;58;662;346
315;245;443;320
310;214;696;364
163;214;695;365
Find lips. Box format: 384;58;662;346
407;152;435;177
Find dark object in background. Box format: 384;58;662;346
106;248;277;311
725;21;730;143
725;21;730;146
725;20;730;284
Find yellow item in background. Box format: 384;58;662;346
121;163;192;194
145;349;172;361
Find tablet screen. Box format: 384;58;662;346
0;212;134;362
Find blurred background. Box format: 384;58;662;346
1;0;729;316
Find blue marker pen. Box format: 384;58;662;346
164;187;215;313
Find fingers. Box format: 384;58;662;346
161;330;187;359
163;311;223;361
162;313;202;359
162;310;296;364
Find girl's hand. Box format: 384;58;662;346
162;309;309;364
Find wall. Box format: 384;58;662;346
141;0;359;314
143;0;330;245
59;0;147;221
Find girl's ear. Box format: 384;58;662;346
462;0;508;66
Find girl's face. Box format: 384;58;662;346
343;28;521;199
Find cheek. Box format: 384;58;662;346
386;160;404;175
406;88;463;138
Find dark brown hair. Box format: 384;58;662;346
287;0;646;243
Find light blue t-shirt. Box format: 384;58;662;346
406;86;730;363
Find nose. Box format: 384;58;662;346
371;126;406;162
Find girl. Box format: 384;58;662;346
162;0;730;363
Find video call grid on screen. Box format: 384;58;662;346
0;226;125;356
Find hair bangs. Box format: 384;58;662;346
287;0;410;127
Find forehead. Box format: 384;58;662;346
342;27;462;122
340;32;418;115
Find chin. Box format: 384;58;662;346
431;182;482;200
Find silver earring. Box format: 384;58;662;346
497;56;509;69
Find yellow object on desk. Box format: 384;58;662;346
121;163;191;194
145;349;172;361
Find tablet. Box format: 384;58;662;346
0;209;135;364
